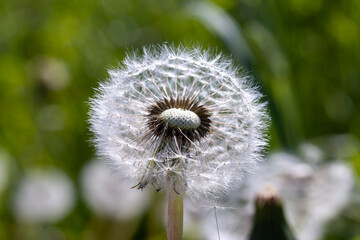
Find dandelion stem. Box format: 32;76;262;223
167;178;183;240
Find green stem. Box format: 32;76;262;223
167;180;183;240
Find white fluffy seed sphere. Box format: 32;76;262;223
89;44;269;203
13;168;75;223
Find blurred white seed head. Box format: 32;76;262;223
89;44;268;203
27;56;71;91
81;159;149;220
13;168;75;223
199;151;354;240
298;142;324;164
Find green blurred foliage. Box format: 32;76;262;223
0;0;359;239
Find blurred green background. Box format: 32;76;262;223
0;0;359;239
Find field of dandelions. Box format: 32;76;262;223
1;0;360;240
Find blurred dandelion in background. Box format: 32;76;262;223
197;147;353;240
12;168;75;223
27;56;71;92
80;159;149;220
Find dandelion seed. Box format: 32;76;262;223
89;44;268;202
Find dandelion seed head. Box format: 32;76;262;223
12;168;75;223
89;44;268;203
